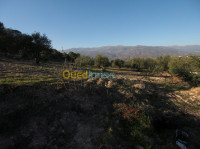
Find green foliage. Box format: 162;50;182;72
0;22;67;63
75;55;94;66
144;58;157;72
32;32;52;64
131;57;157;72
68;51;80;62
131;57;145;71
94;54;109;67
18;34;34;59
168;57;189;74
168;56;200;85
154;55;171;72
123;60;132;68
188;55;200;71
111;59;124;68
0;27;22;57
128;55;171;73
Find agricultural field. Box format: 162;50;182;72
0;59;200;149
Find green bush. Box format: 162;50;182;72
111;59;124;68
75;55;94;67
168;56;200;85
94;54;110;67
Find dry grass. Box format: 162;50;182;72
0;59;200;149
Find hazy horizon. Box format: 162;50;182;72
64;44;200;50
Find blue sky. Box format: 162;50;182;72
0;0;200;50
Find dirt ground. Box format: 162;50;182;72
0;59;200;149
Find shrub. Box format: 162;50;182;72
75;55;94;67
168;56;200;85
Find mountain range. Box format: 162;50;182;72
64;45;200;60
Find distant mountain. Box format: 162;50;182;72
64;45;200;60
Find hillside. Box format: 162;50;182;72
65;45;200;59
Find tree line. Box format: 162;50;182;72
75;54;200;85
0;22;81;64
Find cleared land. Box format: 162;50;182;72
0;59;200;149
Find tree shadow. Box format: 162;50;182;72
0;79;199;149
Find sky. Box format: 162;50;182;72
0;0;200;50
